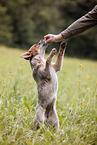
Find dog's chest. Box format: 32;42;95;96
31;57;45;79
37;66;58;98
31;58;58;98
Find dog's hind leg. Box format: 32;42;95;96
45;100;59;130
53;41;67;72
33;105;45;130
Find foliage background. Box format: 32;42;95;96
0;0;97;59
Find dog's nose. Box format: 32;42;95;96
43;43;47;47
38;39;48;48
38;39;44;45
42;42;48;50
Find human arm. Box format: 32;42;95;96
44;5;97;44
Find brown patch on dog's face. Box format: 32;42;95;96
20;39;48;60
20;44;40;60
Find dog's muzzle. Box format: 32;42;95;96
20;39;48;59
38;39;48;50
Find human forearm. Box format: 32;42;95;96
44;5;97;44
61;5;97;39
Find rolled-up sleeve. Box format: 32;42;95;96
61;5;97;39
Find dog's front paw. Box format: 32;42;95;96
51;48;57;55
60;41;67;49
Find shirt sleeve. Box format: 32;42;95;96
61;5;97;39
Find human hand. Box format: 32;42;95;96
44;33;64;45
44;34;56;45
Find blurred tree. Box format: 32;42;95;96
27;0;64;42
0;6;13;45
0;0;34;47
0;0;96;59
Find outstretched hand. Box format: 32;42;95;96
44;33;64;45
44;34;56;45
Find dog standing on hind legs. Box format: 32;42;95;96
20;40;67;130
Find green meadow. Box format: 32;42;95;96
0;46;97;145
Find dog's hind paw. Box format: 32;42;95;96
32;122;40;130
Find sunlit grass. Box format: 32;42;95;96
0;46;97;145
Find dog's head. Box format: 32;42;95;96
20;39;48;60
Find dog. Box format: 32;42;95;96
20;39;67;130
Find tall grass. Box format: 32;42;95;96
0;46;97;145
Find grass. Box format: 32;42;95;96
0;46;97;145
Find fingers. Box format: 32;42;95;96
44;33;63;45
46;38;52;45
44;34;51;41
44;34;54;45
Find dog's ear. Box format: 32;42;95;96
20;44;36;60
20;52;32;60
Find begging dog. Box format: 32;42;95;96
20;39;66;130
